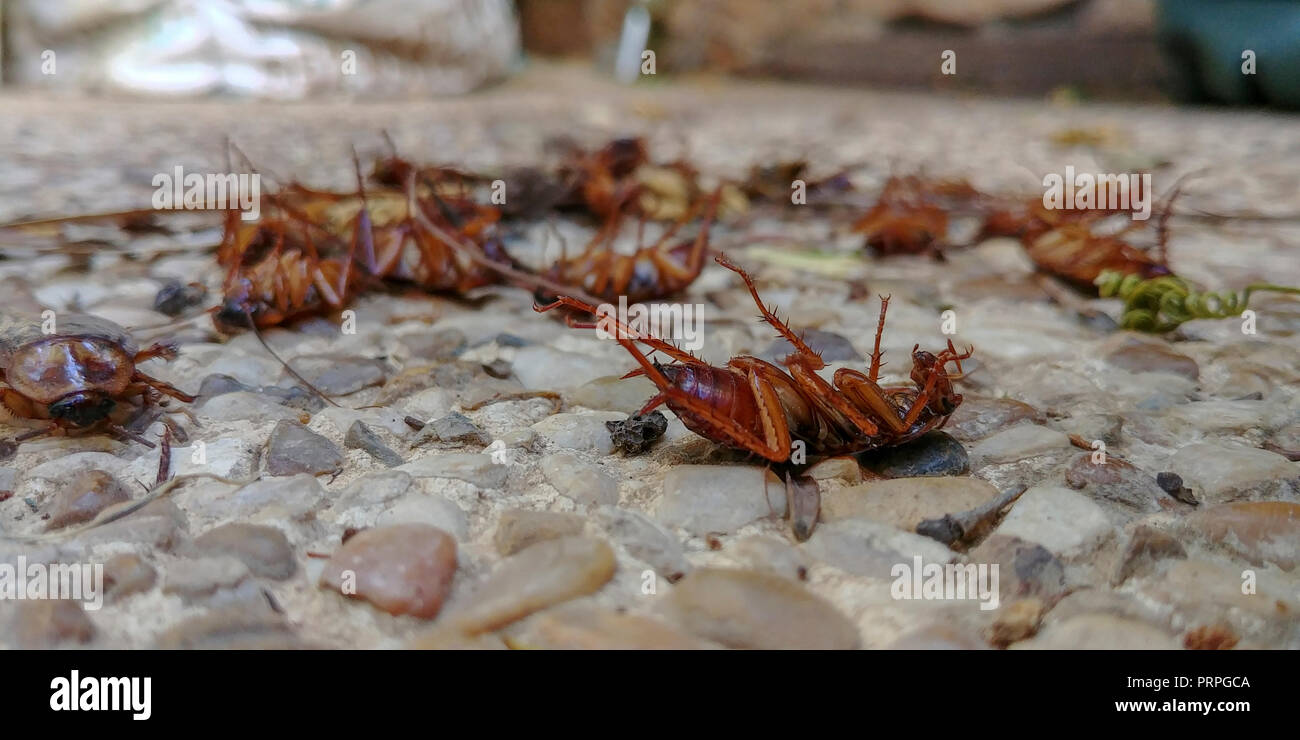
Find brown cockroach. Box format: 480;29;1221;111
213;167;513;332
554;137;651;219
537;187;723;305
536;254;973;463
984;181;1175;293
852;175;984;258
0;313;193;448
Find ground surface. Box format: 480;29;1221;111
1;67;1298;649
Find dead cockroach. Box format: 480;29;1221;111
852;175;984;258
213;163;513;332
554;137;650;219
0;313;193;448
537;188;722;305
742;160;854;204
536;254;974;463
981;177;1174;292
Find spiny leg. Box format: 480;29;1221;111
714;253;823;369
133;371;196;404
534;296;699;365
869;295;890;382
836;372;912;435
764;359;880;437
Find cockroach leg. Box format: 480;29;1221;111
868;295;890;382
131;371;196;404
156;427;173;486
714;252;823;367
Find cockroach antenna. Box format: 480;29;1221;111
242;307;341;408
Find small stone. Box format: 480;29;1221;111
102;553;157;602
9;599;95;647
494;509;587;556
199;391;309;422
155;601;300;649
657;465;786;535
802;519;954;578
0;466;17;494
512;345;611;390
987;598;1045;647
1111;524;1186;586
482;359;513;379
532;411;627;454
594;506;690;581
153;279;207;316
763;328;859;363
1102;335;1199;380
969;424;1070;465
319;524;458;618
1267;422;1300;460
821;476;1001;531
889;623;990;650
397;453;508;489
332;470;417;509
192;523;296;580
70;498;186;551
44;470;131;530
196;474;326;521
345;421;405;467
265;421;343;476
1010;613;1179;650
968;535;1068;603
401;328;466;361
945;397;1042;442
1182;502;1300;570
374;494;469;540
806;457;864;484
570;375;657;414
438;536;616;635
1051;413;1123;446
541;453;619;507
662;568;860;649
731;535;810;582
26;452;129;481
510;603;717;649
162;557;251;603
856;431;969;477
994;485;1114;557
606;412;669;455
289;355;387;395
413;412;491;447
1063;454;1164;512
1165;443;1299;504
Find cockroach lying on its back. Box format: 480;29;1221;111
537;188;723;305
538;255;973;462
0;314;193;448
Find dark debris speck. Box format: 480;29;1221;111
606;411;668;455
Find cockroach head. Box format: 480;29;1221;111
48;391;115;427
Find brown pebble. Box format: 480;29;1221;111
103;553;157;601
10;599;95;647
493;509;586;556
44;470;131;530
319;524;458;618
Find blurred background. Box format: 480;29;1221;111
2;0;1298;106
